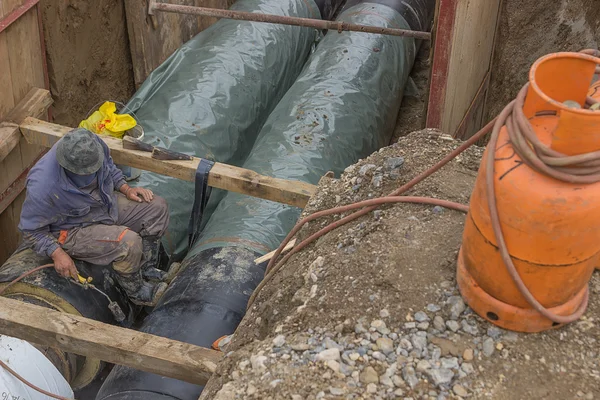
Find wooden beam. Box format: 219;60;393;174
0;296;222;385
20;118;317;208
0;87;52;162
0;151;43;214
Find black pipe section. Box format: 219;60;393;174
0;248;134;396
343;0;434;32
314;0;345;20
96;247;265;400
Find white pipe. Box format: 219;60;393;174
0;335;73;399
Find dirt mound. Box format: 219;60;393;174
201;129;599;399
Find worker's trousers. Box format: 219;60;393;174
57;193;169;274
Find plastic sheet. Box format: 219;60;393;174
126;0;324;256
191;0;434;257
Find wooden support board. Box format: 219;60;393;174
124;0;235;88
426;0;502;139
0;88;52;163
20;118;317;208
0;0;48;264
0;296;222;385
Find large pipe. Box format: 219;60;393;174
124;0;338;257
0;249;134;397
97;0;435;399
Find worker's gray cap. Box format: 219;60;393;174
56;128;104;175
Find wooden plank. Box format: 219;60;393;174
425;0;502;137
0;0;45;263
0;151;43;215
254;238;297;265
442;0;501;136
0;296;222;385
20;118;317;208
124;0;235;88
0;88;52;162
0;0;39;33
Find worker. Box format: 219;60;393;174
18;128;170;306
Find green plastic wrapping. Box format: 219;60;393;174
126;0;322;255
190;2;418;257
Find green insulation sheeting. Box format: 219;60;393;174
126;0;322;255
190;2;418;257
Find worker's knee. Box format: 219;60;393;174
112;231;143;274
151;195;169;220
148;195;170;235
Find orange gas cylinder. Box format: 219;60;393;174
457;52;600;333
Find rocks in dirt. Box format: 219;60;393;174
453;383;469;397
461;363;474;375
411;333;428;353
359;164;376;176
448;296;466;320
446;320;460;332
371;319;390;335
414;311;429;322
326;360;340;373
329;386;345;396
354;322;367;334
427;368;454;386
482;337;495;357
461;320;479;336
376;337;394;354
416;322;429;330
384;156;405;171
432;206;444;214
272;335;286;347
487;326;502;339
416;359;432;372
427;303;441;312
430;337;461;357
366;383;378;394
379;308;390;318
403;366;419;388
360;366;379;384
316;348;341;361
371;175;383;188
433;316;446;331
250;355;267;371
463;348;474;361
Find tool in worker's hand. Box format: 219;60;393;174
77;274;92;285
122;136;193;161
73;275;126;323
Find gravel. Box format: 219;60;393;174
203;132;598;400
482;337;495;357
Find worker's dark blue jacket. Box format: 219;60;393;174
18;135;127;257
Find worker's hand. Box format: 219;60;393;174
50;248;78;279
126;187;154;203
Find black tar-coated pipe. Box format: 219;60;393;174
96;247;265;400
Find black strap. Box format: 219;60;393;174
188;158;214;247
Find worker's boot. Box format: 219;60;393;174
141;236;167;282
116;270;167;307
142;236;180;283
